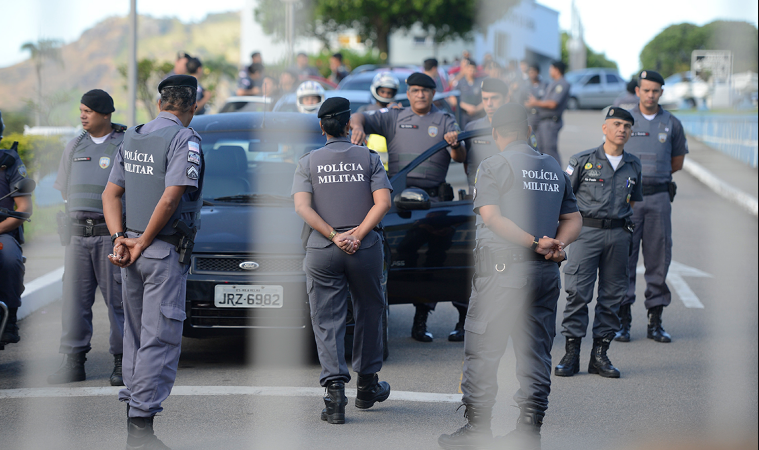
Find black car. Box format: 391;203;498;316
185;112;490;356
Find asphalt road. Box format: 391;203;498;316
1;111;757;450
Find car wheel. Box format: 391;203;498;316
567;97;580;110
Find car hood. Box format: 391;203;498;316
194;204;306;255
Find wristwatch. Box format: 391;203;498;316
530;236;539;251
327;229;337;241
111;232;127;245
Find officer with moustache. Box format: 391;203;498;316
438;104;581;450
47;89;126;386
555;107;642;379
617;70;688;344
103;75;204;450
350;72;466;343
293;97;393;424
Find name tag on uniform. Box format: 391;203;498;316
399;124;418;129
73;157;91;162
632;132;649;136
583;177;603;183
473;139;490;144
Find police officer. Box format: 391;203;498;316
350;72;466;342
292;97;392;424
438;104;581;450
523;63;549;143
617;70;688;343
463;78;509;192
47;89;126;385
525;60;570;165
613;78;639;110
103;75;204;450
0;111;33;346
455;58;486;128
555;107;643;379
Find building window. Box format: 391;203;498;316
413;36;430;46
494;32;509;59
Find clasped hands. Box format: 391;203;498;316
331;228;361;255
534;236;566;263
108;237;146;268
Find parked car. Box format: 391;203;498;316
218;96;272;113
564;68;627;109
659;71;709;110
339;67;452;92
184;112;490;358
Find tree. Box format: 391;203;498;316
117;59;172;121
560;32;617;71
255;0;519;59
20;39;64;126
702;21;758;74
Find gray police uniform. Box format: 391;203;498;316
561;146;643;339
108;111;204;418
613;92;639;111
623;105;688;309
53;130;126;356
463;117;499;191
361;104;462;196
457;77;486;128
0;148;30;310
356;103;383;114
526;80;548;130
462;140;577;413
292;137;392;386
534;77;570;166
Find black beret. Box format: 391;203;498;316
481;78;509;95
406;72;436;89
491;103;528;128
318;97;351;119
158;75;197;93
605;107;635;125
639;70;665;86
81;89;115;114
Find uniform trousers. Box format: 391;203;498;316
562;227;631;339
461;260;560;413
59;235;124;355
0;233;24;309
118;236;188;418
624;191;672;309
305;232;384;387
536;119;563;166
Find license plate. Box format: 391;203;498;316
214;285;284;308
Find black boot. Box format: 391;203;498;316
615;304;632;342
493;406;544;450
448;322;465;342
411;305;433;342
47;352;87;384
355;373;391;409
647;306;672;343
438;405;492;450
554;337;581;377
588;337;620;378
110;353;124;386
126;416;171;450
320;381;347;424
0;307;20;344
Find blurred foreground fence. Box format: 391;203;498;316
679;114;758;168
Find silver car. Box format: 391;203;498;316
565;68;627;109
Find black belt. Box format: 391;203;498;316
415;185;442;198
582;217;626;229
492;247;547;264
70;218;110;237
642;183;669;196
539;115;559;122
126;228;183;247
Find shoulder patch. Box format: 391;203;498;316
568;157;578;167
565;165;574;176
186;166;199;180
379;108;388;113
187;152;200;165
18;164;28;178
188;141;200;152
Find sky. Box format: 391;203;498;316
2;0;757;78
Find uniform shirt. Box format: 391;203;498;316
457;77;485;107
356;103;384;114
463;117;498;188
54;130;124;220
108;111;202;225
536;77;570;121
362;105;462;185
0;148;30;239
473;140;577;249
613;92;639;110
237;74;263;92
626;104;688;185
566;145;643;220
525;79;549;126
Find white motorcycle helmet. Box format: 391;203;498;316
370;72;399;104
296;81;325;114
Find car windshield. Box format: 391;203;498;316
341;75;408;92
197;130;326;202
564;72;585;84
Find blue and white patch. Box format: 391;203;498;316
379;108;388;113
18;164;27;178
99;156;111;169
565;165;574;176
186;166;199;180
188;141;200;152
187;151;200;165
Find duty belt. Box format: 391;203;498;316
70;218;110;237
539;115;559;122
641;183;669;196
582;217;626;229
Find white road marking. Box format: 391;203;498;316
0;385;462;403
18;266;64;320
683;158;758;217
637;260;711;309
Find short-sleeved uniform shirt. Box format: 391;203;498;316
536;77;571;120
108;111;202;225
0;149;30;239
237;72;263;92
626;104;688;184
463;117;498;188
566;145;643;220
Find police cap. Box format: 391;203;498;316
639;70;665;86
81;89;115;114
158;75;197;93
480;78;508;95
406;72;436;90
490;103;529;129
318;97;351;119
606;107;635;125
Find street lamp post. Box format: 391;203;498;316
281;0;297;66
127;0;137;127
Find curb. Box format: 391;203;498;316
682;159;758;217
18;266;64;321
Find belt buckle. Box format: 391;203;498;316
603;219;612;229
84;219;94;237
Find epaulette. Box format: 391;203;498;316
111;123;127;133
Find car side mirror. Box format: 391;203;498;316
394;188;431;211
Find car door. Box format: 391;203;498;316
580;73;604;108
603;73;625;105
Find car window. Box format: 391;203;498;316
341;75;408;93
605;73;620;84
586;75;601;85
198;130;325;200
